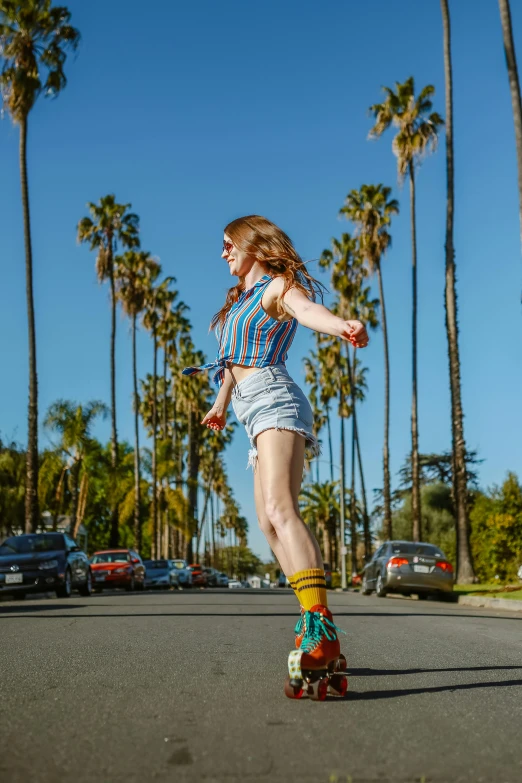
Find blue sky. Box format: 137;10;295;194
1;0;521;560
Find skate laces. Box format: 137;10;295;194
300;610;345;654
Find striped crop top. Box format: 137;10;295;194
182;275;297;387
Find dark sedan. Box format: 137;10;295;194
0;532;92;599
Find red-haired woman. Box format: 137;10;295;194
183;215;368;699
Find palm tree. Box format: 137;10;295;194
341;185;398;540
498;0;522;250
116;250;160;551
43;399;108;536
142;277;175;557
369;80;443;542
440;0;475;583
320;234;378;562
300;481;339;566
77;195;139;546
0;1;80;532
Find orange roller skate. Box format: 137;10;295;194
285;605;347;701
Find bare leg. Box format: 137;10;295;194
253;465;292;576
256;429;323;574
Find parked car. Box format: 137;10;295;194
323;562;333;589
202;567;220;587
171;558;192;588
278;572;290;588
143;559;179;590
189;563;207;587
228;579;242;589
362;540;454;600
217;572;229;587
90;549;145;592
0;532;92;599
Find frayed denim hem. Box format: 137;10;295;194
245;427;321;471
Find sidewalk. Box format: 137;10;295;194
457;594;522;612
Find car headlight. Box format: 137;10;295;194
39;559;59;570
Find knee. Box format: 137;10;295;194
264;499;297;531
257;513;277;540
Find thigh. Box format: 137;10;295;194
256;428;305;511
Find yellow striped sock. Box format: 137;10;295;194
290;569;328;611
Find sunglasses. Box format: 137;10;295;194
222;240;233;255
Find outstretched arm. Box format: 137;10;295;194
282;286;369;347
201;367;235;431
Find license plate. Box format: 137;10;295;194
6;573;23;584
95;574;106;581
413;565;430;574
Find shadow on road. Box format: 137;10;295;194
1;608;521;621
341;677;522;701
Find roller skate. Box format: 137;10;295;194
285;605;347;701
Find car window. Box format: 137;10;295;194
390;542;445;557
0;534;65;555
91;551;130;564
144;560;169;569
172;560;186;569
65;535;78;550
373;545;384;560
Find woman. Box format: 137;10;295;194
183;215;368;699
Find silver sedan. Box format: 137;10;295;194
362;541;454;600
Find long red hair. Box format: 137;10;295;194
211;215;324;331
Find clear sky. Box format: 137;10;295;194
1;0;521;561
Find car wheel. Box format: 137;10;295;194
56;568;72;599
361;575;372;596
125;577;136;592
375;573;387;598
417;593;429;601
79;570;92;597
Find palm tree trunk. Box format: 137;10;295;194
442;0;475;583
196;456;217;557
132;314;142;550
186;409;200;563
109;248;119;547
376;264;392;539
345;343;370;561
345;345;357;576
20;117;39;533
70;460;80;534
499;0;522;251
151;331;158;558
211;491;216;567
339;386;347;589
326;405;334;482
409;161;422;542
162;349;168;439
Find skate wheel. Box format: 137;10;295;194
332;654;347;673
284;675;305;699
309;676;328;702
328;673;348;697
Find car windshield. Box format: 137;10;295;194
172;560;186;569
91;552;129;564
391;543;444;558
144;560;169;570
0;535;64;555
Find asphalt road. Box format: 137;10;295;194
1;589;522;783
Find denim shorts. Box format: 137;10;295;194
230;364;320;470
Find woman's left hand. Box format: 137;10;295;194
340;320;369;348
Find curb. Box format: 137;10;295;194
458;594;522;613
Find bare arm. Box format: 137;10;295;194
201;367;235;431
282;285;369;346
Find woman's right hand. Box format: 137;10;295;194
201;404;227;432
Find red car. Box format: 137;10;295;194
90;549;145;592
189;563;207;588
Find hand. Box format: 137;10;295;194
201;404;227;432
340;319;369;348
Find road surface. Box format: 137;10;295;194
1;589;521;783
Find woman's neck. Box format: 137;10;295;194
243;263;269;291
